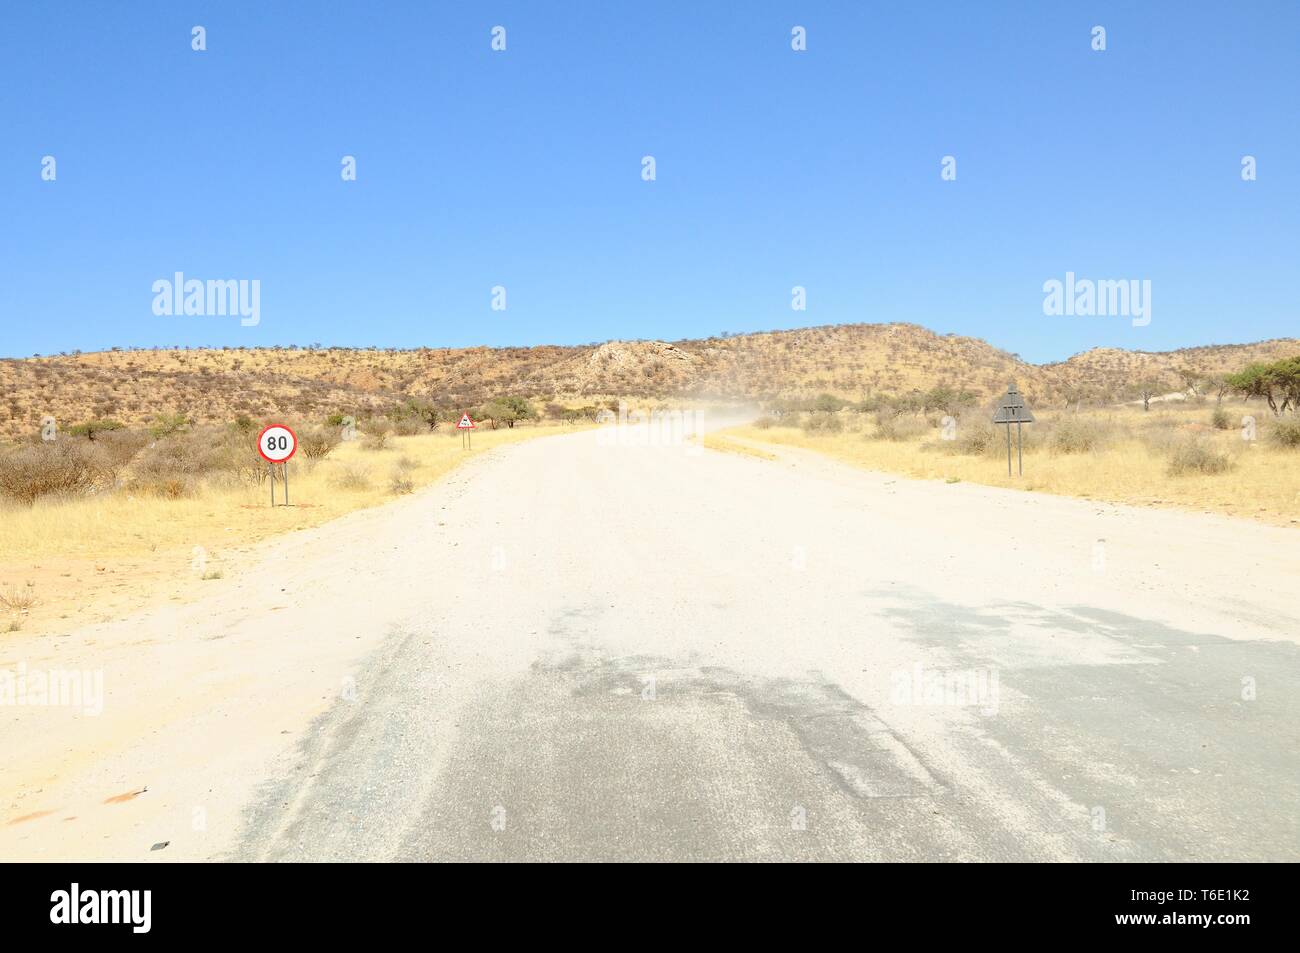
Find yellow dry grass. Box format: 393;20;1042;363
1;426;558;561
699;433;777;461
722;402;1300;526
0;424;576;636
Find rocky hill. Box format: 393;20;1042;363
2;323;1296;437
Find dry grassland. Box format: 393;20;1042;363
0;424;572;636
719;401;1300;526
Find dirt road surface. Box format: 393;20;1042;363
3;417;1298;861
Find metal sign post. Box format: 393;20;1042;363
992;383;1035;477
257;424;299;505
267;461;290;505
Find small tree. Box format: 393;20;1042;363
1134;379;1160;412
1226;363;1280;413
1175;365;1204;396
1057;383;1087;412
482;396;537;429
1204;373;1231;405
66;419;125;441
922;386;976;416
299;427;341;460
812;393;850;413
407;400;443;431
149;412;191;438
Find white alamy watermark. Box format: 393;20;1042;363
152;272;260;326
595;401;701;450
891;664;999;715
50;884;150;934
1042;272;1150;327
1;662;103;716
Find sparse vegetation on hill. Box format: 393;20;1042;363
4;324;1297;440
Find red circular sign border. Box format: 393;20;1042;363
256;423;298;464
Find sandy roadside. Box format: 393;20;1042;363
0;426;576;639
0;441;525;861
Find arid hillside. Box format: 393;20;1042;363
2;323;1297;438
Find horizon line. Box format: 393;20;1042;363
4;320;1297;368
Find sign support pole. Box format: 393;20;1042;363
993;383;1034;480
258;424;299;507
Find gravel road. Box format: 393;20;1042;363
231;420;1300;861
5;418;1297;862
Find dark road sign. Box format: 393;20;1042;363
993;384;1035;424
992;384;1035;476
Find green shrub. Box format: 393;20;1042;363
801;412;843;434
942;419;998;456
148;412;191;439
1211;408;1232;430
94;428;150;473
391;417;424;437
1167;440;1234;476
360;421;392;451
127;428;235;497
812;393;850;413
1270;417;1300;449
870;412;926;442
66;419;125;441
328;462;370;490
1048;417;1110;454
299;427;341;460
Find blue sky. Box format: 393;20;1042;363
2;1;1296;362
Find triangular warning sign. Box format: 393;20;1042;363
456;413;476;430
992;383;1035;424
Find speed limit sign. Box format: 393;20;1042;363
257;424;297;463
